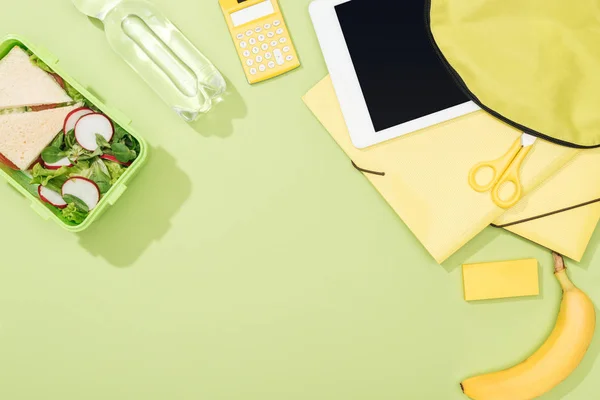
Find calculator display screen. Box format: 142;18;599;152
335;0;469;133
231;1;275;27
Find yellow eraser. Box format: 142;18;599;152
462;259;539;301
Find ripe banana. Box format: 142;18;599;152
461;252;596;400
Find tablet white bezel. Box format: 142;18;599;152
309;0;480;149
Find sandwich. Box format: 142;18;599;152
0;46;83;170
0;46;72;110
0;104;83;170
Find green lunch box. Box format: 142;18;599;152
0;35;148;232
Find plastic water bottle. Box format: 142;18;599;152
72;0;227;121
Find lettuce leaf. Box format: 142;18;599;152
65;129;76;149
111;142;136;163
64;81;85;103
0;107;26;115
67;144;102;163
68;160;90;176
112;125;140;161
105;161;125;185
62;203;88;224
90;159;111;194
29;54;53;73
62;194;89;213
30;163;69;192
41;146;68;164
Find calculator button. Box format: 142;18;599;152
243;50;251;57
286;55;294;62
259;64;266;72
279;37;287;44
246;30;253;36
252;47;260;54
240;41;247;48
261;43;269;51
267;32;275;38
270;40;278;47
264;23;271;30
276;28;284;35
249;38;256;45
236;33;244;40
258;34;265;42
255;27;262;33
256;55;263;63
268;61;276;69
274;49;284;65
283;46;290;53
265;52;272;59
273;20;281;26
246;59;254;66
250;68;257;75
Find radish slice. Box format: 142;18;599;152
62;177;100;210
63;107;94;134
74;113;114;151
43;157;73;170
38;186;67;209
101;154;132;166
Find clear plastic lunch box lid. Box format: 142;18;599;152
72;0;226;122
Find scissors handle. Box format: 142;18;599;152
468;138;522;192
490;145;533;209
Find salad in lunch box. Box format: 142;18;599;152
0;46;139;224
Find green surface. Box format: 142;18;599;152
0;1;598;399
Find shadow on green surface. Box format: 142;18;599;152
77;147;191;267
441;227;504;273
187;77;247;138
465;292;545;306
87;16;104;30
540;306;600;399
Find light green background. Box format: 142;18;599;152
0;1;598;399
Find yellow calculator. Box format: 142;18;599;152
219;0;300;84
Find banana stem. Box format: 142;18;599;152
553;252;566;273
553;252;575;292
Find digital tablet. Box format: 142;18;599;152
309;0;480;149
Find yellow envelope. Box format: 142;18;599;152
494;149;600;261
303;76;578;263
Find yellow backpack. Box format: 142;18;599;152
427;0;600;148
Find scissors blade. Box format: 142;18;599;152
521;133;538;147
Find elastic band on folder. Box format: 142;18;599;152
351;161;600;229
492;198;600;228
352;161;385;176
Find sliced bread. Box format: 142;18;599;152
0;47;72;110
0;103;82;170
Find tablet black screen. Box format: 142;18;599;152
335;0;469;132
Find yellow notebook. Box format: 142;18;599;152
462;259;539;301
303;76;578;263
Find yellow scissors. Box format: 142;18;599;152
468;133;537;209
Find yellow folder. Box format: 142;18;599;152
493;149;600;261
303;76;579;263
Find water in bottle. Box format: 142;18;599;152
72;0;227;121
